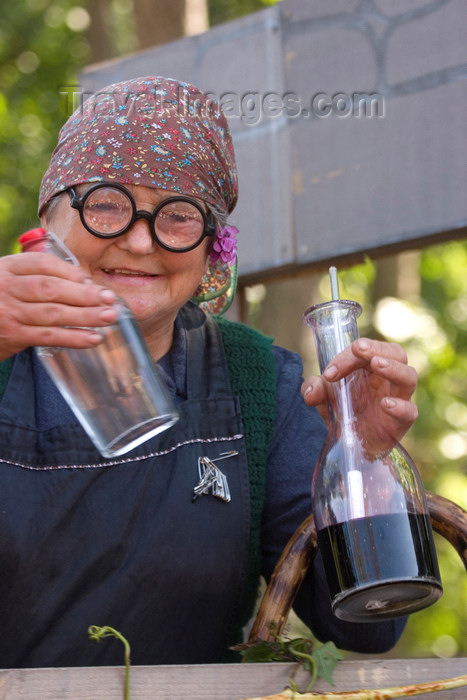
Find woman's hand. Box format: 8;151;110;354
301;338;418;450
0;252;118;361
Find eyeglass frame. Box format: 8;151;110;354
66;183;218;253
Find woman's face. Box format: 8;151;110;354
43;184;211;334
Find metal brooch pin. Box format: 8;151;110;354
192;451;238;503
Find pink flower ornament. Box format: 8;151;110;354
210;225;238;267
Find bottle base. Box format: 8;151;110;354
332;578;443;622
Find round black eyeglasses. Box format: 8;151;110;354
67;183;217;253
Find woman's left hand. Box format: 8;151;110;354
301;338;418;448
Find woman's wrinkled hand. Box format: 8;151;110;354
0;252;119;362
301;338;418;450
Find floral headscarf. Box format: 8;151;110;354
39;76;239;313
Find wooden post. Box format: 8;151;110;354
133;0;208;49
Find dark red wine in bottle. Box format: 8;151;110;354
317;512;442;622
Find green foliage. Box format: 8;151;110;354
208;0;280;26
397;243;467;658
0;0;93;253
0;0;141;254
237;629;343;693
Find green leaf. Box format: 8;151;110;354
312;641;344;686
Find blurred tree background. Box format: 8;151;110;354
0;0;465;660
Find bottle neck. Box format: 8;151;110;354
304;300;362;372
304;299;363;435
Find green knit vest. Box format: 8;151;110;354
214;316;277;656
0;320;277;657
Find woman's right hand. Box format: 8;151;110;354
0;252;118;361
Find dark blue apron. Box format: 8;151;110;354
0;306;252;667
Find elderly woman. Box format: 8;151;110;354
0;77;417;668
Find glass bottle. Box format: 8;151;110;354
303;269;442;622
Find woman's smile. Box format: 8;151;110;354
103;268;155;276
101;266;160;281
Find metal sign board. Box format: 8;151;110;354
79;0;467;281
